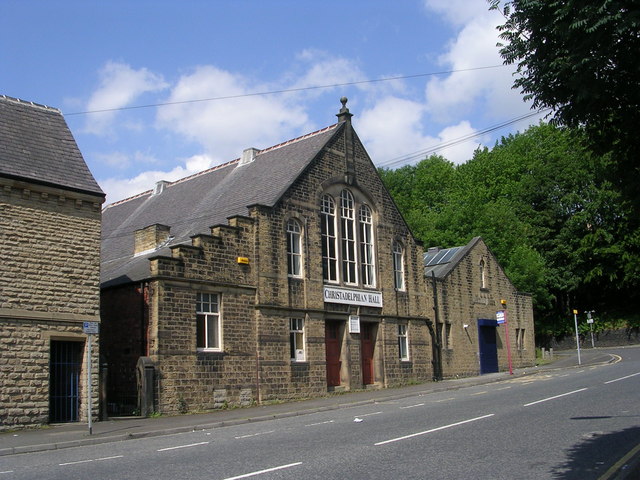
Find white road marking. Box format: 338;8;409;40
471;391;488;396
523;388;588;407
96;455;124;461
434;397;456;403
0;471;14;475
157;441;209;451
305;420;335;426
222;462;303;480
400;403;425;409
59;459;94;466
358;411;382;417
374;414;495;446
604;372;640;384
235;430;275;439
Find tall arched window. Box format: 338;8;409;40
321;195;338;282
479;259;486;289
286;219;302;277
340;190;357;284
359;205;375;287
392;240;405;291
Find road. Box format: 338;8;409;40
2;346;639;479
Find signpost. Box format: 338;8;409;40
586;311;595;348
497;302;513;375
82;321;99;435
572;309;581;365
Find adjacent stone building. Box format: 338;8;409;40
424;237;536;378
100;99;433;415
0;95;105;429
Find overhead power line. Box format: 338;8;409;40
377;108;551;169
64;64;506;116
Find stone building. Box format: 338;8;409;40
100;99;433;415
0;95;105;429
424;237;536;378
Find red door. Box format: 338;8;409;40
361;323;374;385
325;322;342;387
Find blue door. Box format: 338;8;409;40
478;319;499;374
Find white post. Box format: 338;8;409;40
573;309;581;365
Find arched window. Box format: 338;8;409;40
286;219;302;277
321;195;338;282
392;241;405;291
359;205;375;287
340;190;357;284
479;259;486;289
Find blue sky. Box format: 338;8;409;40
1;0;542;204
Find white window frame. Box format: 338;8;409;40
340;189;358;285
321;195;338;283
359;205;376;288
196;293;222;351
286;219;302;278
398;324;409;361
479;259;486;289
392;241;405;291
290;318;306;361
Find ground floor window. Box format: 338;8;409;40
516;328;526;350
196;293;221;351
398;324;409;360
290;318;305;361
438;322;452;349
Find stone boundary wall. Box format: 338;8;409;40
551;327;640;350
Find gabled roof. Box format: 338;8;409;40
101;122;342;287
0;95;104;197
423;236;483;279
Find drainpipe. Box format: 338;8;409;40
430;271;443;381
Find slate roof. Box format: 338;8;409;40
0;95;104;196
101;122;343;287
423;236;482;278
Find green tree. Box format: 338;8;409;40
489;0;640;208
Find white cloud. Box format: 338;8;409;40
84;61;168;135
156;65;311;165
423;1;531;124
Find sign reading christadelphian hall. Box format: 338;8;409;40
323;286;383;308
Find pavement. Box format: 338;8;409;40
1;347;637;478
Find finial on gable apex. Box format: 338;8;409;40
336;96;353;124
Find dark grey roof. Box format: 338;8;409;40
0;95;104;196
101;123;342;287
423;236;482;278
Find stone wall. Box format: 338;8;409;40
0;179;102;429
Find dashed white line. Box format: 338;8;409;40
305;420;335;427
222;462;303;480
604;372;640;384
157;441;209;452
358;411;383;417
0;471;14;475
235;430;275;439
59;459;94;466
375;414;495;446
523;388;588;407
96;455;124;461
59;455;123;466
434;397;455;403
400;403;425;409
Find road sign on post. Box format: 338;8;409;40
83;322;99;435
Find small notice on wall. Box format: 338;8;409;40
349;315;361;334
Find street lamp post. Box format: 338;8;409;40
573;309;581;365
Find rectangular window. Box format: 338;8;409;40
321;196;338;282
196;293;221;351
398;324;409;360
290;318;305;361
516;328;525;350
287;220;302;277
359;206;375;287
392;241;405;291
340;190;357;284
437;322;452;349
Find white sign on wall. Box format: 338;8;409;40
323;286;383;308
349;315;361;334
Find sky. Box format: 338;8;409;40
1;0;544;205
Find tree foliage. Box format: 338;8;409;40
380;123;639;341
488;0;640;209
